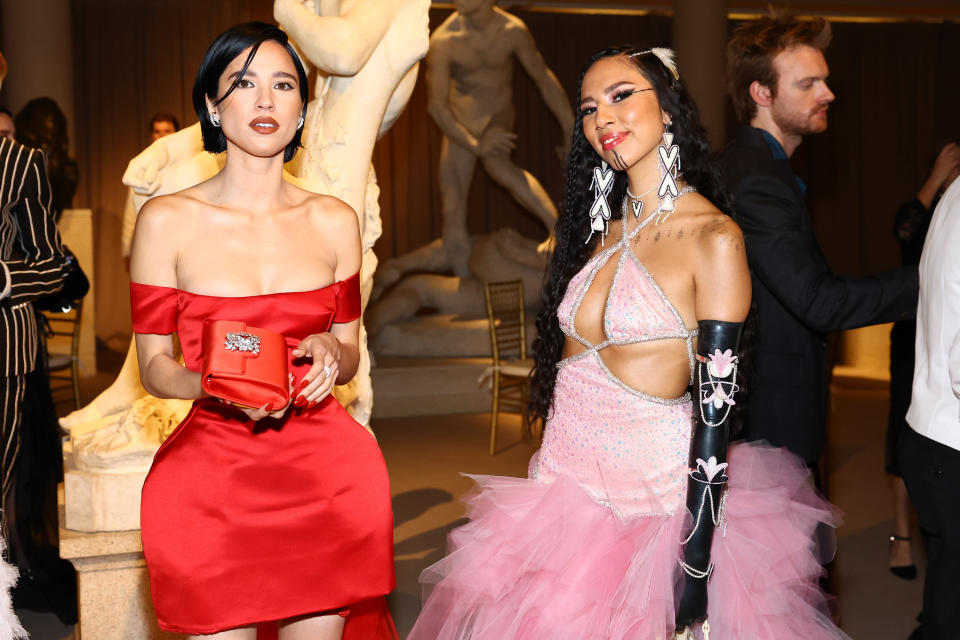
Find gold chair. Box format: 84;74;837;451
43;300;83;411
483;280;533;455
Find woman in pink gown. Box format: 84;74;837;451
130;23;395;640
409;47;849;640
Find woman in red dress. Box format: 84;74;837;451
129;23;396;640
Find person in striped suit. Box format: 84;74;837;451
0;51;67;559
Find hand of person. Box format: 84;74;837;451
291;332;342;408
674;573;708;632
217;373;296;421
122;142;169;195
929;142;960;192
476;128;517;158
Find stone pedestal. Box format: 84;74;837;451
64;468;147;532
63;439;148;532
58;486;174;640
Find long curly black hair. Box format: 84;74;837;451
527;45;754;433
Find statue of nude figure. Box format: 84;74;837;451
61;0;429;435
367;0;572;335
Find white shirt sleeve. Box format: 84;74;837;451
950;326;960;401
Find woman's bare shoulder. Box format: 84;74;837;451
685;200;750;320
135;189;220;251
137;192;195;231
138;187;210;216
692;207;749;313
300;192;359;233
699;212;744;251
677;194;742;254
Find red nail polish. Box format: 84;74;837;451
294;395;307;407
297;379;309;392
308;400;318;409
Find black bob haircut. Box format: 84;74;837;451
192;22;308;163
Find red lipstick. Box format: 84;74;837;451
600;132;627;151
249;116;279;134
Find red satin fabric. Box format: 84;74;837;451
129;281;178;334
131;276;396;637
332;272;361;323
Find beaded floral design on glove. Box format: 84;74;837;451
695;456;728;483
697;349;740;425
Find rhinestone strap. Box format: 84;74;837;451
681;483;726;544
679;560;714;580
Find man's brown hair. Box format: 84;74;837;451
726;13;832;123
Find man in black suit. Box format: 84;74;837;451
0;51;66;548
716;15;918;478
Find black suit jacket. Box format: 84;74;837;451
0;138;65;377
716;126;918;463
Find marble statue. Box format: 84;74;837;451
61;0;430;448
367;0;570;340
120;116;181;259
366;228;549;336
71;397;192;473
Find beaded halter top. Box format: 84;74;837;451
556;192;698;405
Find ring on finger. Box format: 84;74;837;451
322;364;332;379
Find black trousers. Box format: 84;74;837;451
900;426;960;640
0;374;26;541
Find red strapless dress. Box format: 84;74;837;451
130;274;396;639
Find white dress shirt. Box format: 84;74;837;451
907;178;960;451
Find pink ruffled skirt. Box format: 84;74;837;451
409;442;849;640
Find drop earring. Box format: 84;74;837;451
586;161;614;245
209;112;221;128
656;120;680;224
297;115;305;129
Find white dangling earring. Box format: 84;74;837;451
656;119;681;224
209;112;221;128
297;115;305;129
586;161;614;245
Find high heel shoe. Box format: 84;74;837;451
889;534;917;580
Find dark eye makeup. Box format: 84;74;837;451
579;87;653;117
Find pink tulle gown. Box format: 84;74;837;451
409;210;850;640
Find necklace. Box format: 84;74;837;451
622;185;698;237
625;184;657;220
626;184;656;200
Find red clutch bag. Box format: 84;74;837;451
201;320;290;411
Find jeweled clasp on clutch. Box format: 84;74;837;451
224;331;260;355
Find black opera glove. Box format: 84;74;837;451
674;320;743;637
